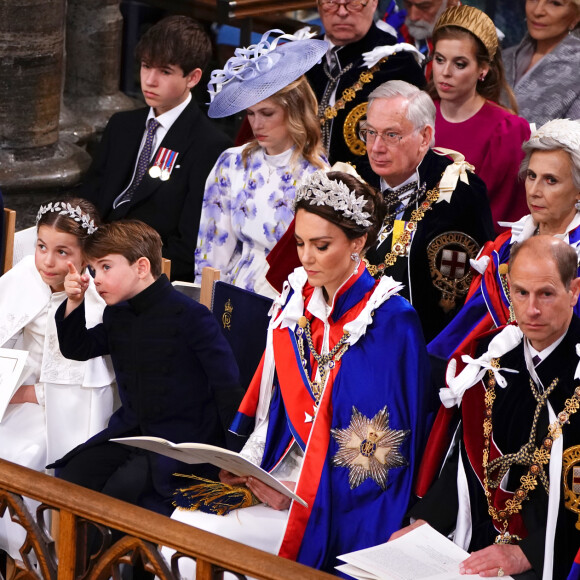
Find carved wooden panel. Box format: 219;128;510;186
0;459;335;580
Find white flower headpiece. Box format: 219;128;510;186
528;118;580;152
294;171;372;227
207;28;317;103
36;202;98;235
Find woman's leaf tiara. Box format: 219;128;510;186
294;171;372;227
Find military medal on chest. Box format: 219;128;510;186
149;147;179;181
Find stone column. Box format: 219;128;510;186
0;0;91;192
63;0;135;142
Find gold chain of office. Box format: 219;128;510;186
482;359;580;544
320;57;389;125
364;186;440;277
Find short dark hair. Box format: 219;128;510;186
294;171;386;251
84;220;163;279
37;197;100;251
509;236;579;289
135;15;212;75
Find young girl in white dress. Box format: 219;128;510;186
0;198;116;558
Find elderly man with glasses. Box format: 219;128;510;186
306;0;425;184
362;80;494;342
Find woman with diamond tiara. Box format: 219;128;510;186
165;168;433;575
0;198;115;559
193;30;328;298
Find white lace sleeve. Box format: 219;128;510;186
34;383;46;407
238;417;269;465
239;420;305;483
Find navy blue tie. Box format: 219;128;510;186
118;118;160;205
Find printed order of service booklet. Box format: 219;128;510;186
336;524;514;580
111;436;307;507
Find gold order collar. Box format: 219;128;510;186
498;263;516;323
482;359;580;544
321;57;388;125
365;186;440;277
434;5;498;60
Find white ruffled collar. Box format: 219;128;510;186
501;211;580;246
270;266;403;347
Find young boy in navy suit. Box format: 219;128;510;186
52;220;243;521
81;16;231;282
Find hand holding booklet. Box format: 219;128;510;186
336;523;514;580
111;436;307;507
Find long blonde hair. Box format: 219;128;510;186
241;76;326;170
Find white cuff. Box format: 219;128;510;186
34;382;46;406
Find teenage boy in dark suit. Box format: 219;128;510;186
81;15;231;282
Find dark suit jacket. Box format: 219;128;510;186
307;23;426;183
52;275;244;506
364;150;495;342
81;99;232;281
412;317;580;579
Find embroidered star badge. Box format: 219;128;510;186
331;406;409;490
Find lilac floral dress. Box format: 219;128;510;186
194;144;327;298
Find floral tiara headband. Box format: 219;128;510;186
528;118;580;152
294;171;372;227
36;202;98;235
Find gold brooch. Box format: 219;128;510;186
563;445;580;529
426;231;480;313
222;299;233;330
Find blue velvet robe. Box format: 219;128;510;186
232;267;434;574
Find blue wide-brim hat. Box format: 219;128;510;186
207;29;328;119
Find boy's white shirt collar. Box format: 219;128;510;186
147;91;191;132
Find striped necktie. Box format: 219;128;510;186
117;118;160;205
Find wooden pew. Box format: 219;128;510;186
1;207;16;275
0;458;336;580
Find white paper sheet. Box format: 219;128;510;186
337;524;514;580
